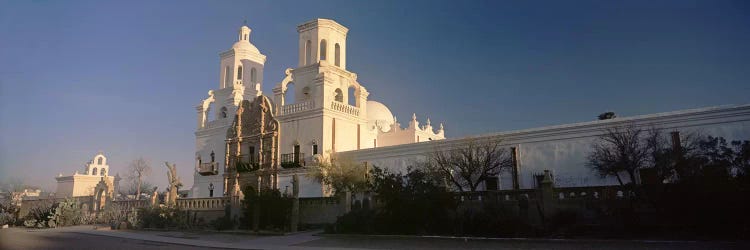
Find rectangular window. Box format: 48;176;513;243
312;144;318;155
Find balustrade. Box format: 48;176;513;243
330;101;359;116
281;100;314;115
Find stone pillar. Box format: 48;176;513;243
540;170;555;220
290;174;300;232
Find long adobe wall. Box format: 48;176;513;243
340;104;750;190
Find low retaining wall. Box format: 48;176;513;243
299;197;345;225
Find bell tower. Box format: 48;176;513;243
192;22;268;198
274;19;369;180
297;18;347;69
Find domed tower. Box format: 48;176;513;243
219;24;267;99
192;23;268;198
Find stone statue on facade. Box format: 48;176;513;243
165;162;181;206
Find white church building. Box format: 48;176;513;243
189;18;750;198
55;152;120;198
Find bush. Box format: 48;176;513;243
240;187;292;231
49;198;82;227
0;200;19;226
23;200;56;228
137;206;198;229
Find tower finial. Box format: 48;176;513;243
243;18;248;26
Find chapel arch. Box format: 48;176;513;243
97;157;103;165
92;168;98;176
237;66;243;80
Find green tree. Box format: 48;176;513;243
308;153;369;195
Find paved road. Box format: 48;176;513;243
0;228;232;250
2;227;749;250
296;235;750;250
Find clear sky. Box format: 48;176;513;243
1;0;749;191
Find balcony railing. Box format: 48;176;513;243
280;153;305;169
236;161;260;173
281;100;314;115
330;101;359;116
198;162;218;176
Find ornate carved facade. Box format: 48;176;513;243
225;96;280;197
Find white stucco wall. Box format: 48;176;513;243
342;105;750;190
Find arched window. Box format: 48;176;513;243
224;66;231;87
97;157;103;165
250;68;257;83
305;40;312;65
92;168;98;176
237;66;243;80
210;151;215;162
101;168;106;176
320;40;327;61
334;89;343;102
335;43;341;66
220;107;227;118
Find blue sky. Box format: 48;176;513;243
1;0;749;190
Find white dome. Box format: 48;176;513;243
367;100;394;132
232;40;261;54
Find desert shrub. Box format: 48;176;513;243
23;200;56;228
49;198;82;227
98;203;128;227
137;206;199;229
330;166;457;235
0;199;19;226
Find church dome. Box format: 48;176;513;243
367;100;395;132
232;40;261;54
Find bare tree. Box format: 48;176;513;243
119;180;154;199
128;157;151;200
424;138;513;192
586;125;650;186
